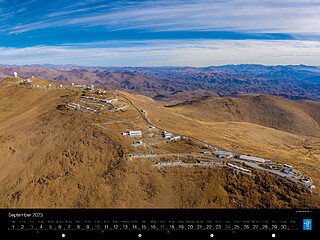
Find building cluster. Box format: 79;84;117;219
19;79;32;85
98;89;106;94
280;166;301;176
72;83;95;90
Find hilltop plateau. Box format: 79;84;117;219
0;77;319;208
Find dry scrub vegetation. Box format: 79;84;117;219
0;78;319;208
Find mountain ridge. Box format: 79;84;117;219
1;64;319;103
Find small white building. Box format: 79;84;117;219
59;84;63;88
48;84;52;87
91;85;94;90
116;104;128;110
169;136;181;141
163;131;172;139
101;98;117;103
14;72;18;77
201;151;211;155
129;131;141;136
88;108;97;112
123;131;142;136
308;185;315;190
68;102;80;108
67;104;77;109
26;79;32;83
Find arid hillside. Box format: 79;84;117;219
0;77;130;207
0;77;319;208
121;92;320;192
166;95;320;137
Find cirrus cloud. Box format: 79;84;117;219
0;40;319;66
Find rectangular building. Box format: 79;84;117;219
239;155;266;163
116;104;128;110
169;136;181;141
201;151;211;155
129;131;142;136
214;151;232;158
227;163;251;173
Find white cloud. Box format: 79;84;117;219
0;39;320;66
62;0;320;34
5;0;320;35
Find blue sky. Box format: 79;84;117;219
0;0;320;66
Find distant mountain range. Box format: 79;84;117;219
1;64;319;102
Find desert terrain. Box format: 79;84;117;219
0;76;319;208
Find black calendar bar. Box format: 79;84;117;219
6;220;299;231
1;209;318;240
